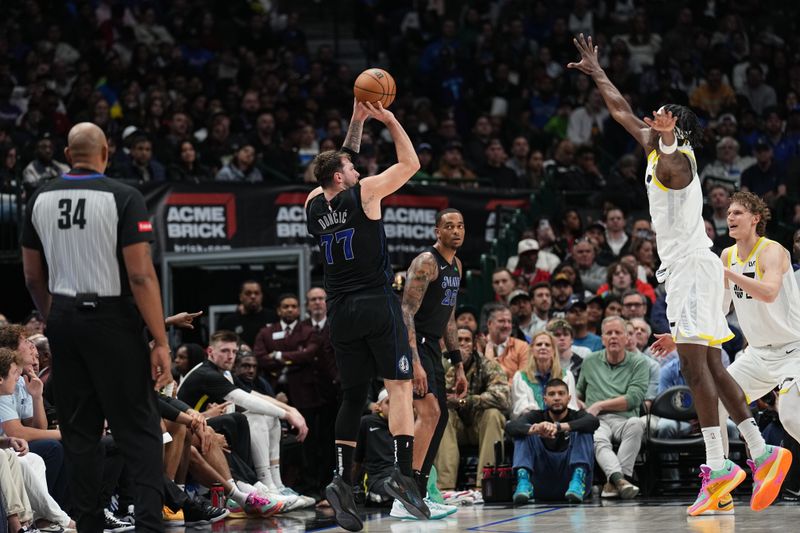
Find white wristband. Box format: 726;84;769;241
659;136;677;154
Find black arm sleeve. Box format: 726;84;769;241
565;409;601;433
158;396;182;422
505;410;546;438
161;395;192;413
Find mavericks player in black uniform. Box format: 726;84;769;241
398;209;469;518
305;100;428;531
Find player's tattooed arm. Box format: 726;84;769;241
342;99;369;153
402;252;438;363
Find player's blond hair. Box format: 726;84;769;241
730;191;771;236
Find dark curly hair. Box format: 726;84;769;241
661;104;704;148
312;150;350;188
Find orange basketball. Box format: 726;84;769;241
354;68;396;108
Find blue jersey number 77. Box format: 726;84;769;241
320;228;355;265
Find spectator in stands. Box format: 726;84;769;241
621;290;649;321
625;319;659;413
490;268;515;304
741;140;786;201
173;343;206;384
433;141;477;187
573;239;606;293
565;297;603;353
706;184;733;237
234;349;274;397
567;89;609;146
506;136;530;180
22;312;44;337
550;273;575;317
0;326;66;507
597;261;656;304
617;13;661;74
466;116;493;169
254;293;325;495
21;134;68;194
629;239;658;287
603;153;647;215
511;239;551;287
177;330;313;508
168;140;213;183
511;331;578;420
119;134;166;183
601;208;630;259
411;143;436;182
689;65;737;119
508;378;598;504
509;290;535;342
547;319;591;381
219;281;278;347
577;316;648;499
700;137;755;192
739;65;777;116
480;139;519;189
31;335;51;386
202;114;234;171
530;283;552;335
573;146;605;192
483;305;529;383
586;296;604;335
759;108;797;167
216;142;263;183
435;327;509;490
526;149;546;189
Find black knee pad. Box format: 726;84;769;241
336;382;371;441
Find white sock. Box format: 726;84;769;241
270;464;284;489
702;426;726;470
226;479;250;506
738;418;767;459
236;481;256;493
256;467;277;490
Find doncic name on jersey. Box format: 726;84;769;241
163;192;237;252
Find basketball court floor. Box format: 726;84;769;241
175;496;795;532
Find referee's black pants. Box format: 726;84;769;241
49;297;164;533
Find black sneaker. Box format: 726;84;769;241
182;498;229;525
324;475;363;532
384;469;430;520
103;509;135;532
113;505;135;525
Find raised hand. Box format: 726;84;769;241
643;108;678;133
567;33;601;76
351;98;370;122
362;101;395;124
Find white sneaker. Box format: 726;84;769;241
254;484;301;511
425;498;457;518
390;498;450;520
279;487;316;509
468;490;484;504
442;490;474;506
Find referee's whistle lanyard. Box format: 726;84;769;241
62;172;105;180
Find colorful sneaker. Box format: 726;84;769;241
162;506;184;527
278;486;316;508
565;467;587;503
749;445;793;511
513;468;533;505
425;498;457;517
390;498;451;520
705;493;735;515
384;469;430;520
427;466;445;505
243;492;283;517
225;499;248;519
441;490;474;506
687;461;746;517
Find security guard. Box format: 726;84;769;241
22;123;171;532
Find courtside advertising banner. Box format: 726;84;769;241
143;183;529;266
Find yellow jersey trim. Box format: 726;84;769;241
734;236;765;266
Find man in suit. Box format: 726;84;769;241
300;287;340;496
254;293;325;495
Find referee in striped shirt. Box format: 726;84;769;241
22;123;171;532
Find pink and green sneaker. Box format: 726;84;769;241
225;493;283;518
748;445;793;511
687;460;746;517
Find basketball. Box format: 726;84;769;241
354;68;396;108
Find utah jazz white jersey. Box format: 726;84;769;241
645;145;713;269
727;237;800;348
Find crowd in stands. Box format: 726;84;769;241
4;0;800;527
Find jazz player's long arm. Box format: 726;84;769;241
567;33;649;148
723;243;787;303
402;251;438;392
